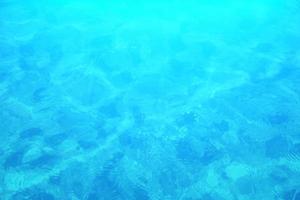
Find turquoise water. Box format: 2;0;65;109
1;0;300;199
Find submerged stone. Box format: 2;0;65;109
265;135;289;158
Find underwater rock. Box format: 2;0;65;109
25;153;58;169
167;59;195;82
119;132;145;149
176;137;221;166
200;193;214;200
213;120;230;133
86;192;100;200
19;127;43;139
61;71;111;106
88;166;124;200
48;175;61;185
44;132;68;147
0;40;17;61
111;71;133;88
176;112;197;128
264;135;290;158
266;113;289;125
295;192;300;200
131;106;145;126
291;143;300;154
269;165;291;184
18;32;63;71
133;187;149;200
176;139;202;165
78;140;98;150
200;144;222;165
0;71;8;83
159;167;191;196
281;189;298;200
11;189;56;200
235;175;256;195
29;191;55;200
4;149;26;169
96;124;110;140
32;87;48;103
56;108;93;129
98;102;121;118
133;77;168;98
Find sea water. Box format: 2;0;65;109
0;0;300;199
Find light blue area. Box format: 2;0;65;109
1;0;300;199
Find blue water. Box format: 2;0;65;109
1;0;300;199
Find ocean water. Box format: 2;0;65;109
1;0;300;199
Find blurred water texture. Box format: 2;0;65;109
1;0;300;199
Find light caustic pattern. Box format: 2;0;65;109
0;0;300;199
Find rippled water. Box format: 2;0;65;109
1;0;300;199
